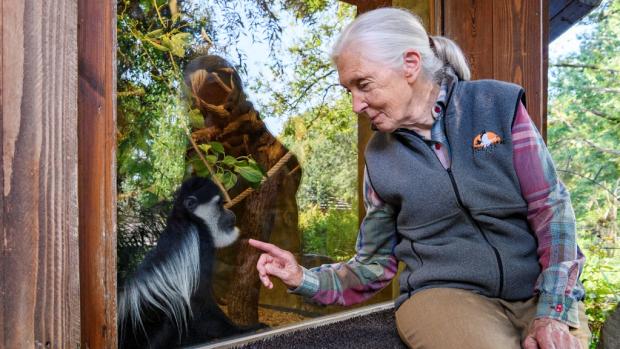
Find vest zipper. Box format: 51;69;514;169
394;130;505;297
446;168;505;297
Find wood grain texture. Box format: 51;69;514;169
342;0;392;12
442;0;547;135
353;0;398;222
443;0;495;79
77;0;117;348
1;0;80;348
493;0;545;133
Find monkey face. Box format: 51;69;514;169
178;177;240;248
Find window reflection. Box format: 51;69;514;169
116;1;392;347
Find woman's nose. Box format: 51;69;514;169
351;93;367;114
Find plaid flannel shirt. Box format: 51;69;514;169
291;78;585;327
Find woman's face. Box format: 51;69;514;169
336;49;416;133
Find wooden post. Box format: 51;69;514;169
442;0;548;137
77;0;117;348
1;0;80;347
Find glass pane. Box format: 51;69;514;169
116;1;395;347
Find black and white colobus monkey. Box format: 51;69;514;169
118;177;255;349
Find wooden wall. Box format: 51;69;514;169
77;0;117;348
442;0;548;136
1;0;81;347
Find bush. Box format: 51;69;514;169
300;206;358;261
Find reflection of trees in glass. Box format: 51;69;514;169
547;0;619;345
117;0;357;336
281;97;359;262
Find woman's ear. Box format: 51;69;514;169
402;49;422;83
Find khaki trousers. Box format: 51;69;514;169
395;288;591;349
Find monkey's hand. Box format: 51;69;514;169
248;239;303;290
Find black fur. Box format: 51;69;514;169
118;177;256;348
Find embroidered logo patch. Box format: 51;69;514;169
473;131;502;151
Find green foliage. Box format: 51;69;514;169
547;0;620;344
187;141;265;190
117;0;207;206
281;96;358;209
251;1;355;119
299;206;358;261
117;0;287;206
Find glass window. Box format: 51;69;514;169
116;1;395;347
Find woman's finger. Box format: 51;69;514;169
265;262;289;281
256;254;272;288
248;239;293;261
523;335;539;349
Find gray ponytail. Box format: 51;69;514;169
332;8;471;81
429;36;471;81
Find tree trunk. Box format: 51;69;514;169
183;54;302;325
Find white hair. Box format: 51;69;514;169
118;227;200;343
331;7;471;81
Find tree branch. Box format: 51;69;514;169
286;69;336;112
557;169;619;202
581;87;620;94
554;111;620;156
551;63;620;74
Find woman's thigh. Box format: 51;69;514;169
395;288;522;349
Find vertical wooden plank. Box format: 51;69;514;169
393;0;431;27
347;0;390;224
77;0;117;348
443;0;494;79
1;0;80;347
492;0;545;133
430;0;443;35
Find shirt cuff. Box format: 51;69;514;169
287;267;320;298
536;292;580;328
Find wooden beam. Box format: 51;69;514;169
1;0;80;347
550;0;601;41
351;0;392;228
341;0;392;11
77;0;117;348
443;0;548;137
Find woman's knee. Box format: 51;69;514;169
395;288;521;349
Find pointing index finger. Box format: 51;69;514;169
248;239;289;259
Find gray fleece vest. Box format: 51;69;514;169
365;79;541;309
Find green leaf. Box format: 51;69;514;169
189;109;204;128
198;144;211;154
189;156;210;177
206;155;217;165
235;165;264;184
222;155;236;166
145;29;164;38
209;141;225;154
145;38;169;52
170;32;191;57
160;35;173;51
217;171;237;190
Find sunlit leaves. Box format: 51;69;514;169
547;1;620;342
189;141;265;190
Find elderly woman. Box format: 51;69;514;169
249;7;590;349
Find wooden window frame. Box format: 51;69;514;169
74;0;548;347
78;0;117;347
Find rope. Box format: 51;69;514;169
224;151;295;209
187;68;296;209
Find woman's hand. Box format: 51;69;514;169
248;239;304;290
523;318;581;349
